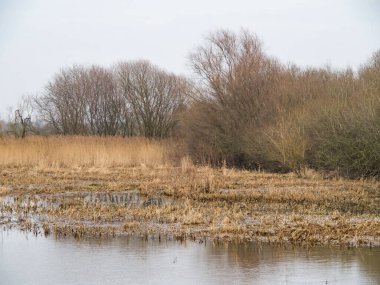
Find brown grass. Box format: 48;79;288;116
0;136;168;167
0;136;379;246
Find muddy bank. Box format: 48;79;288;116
1;166;379;247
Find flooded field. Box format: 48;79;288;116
1;166;379;246
0;229;379;285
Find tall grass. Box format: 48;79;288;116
0;136;170;167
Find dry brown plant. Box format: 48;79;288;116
0;136;379;246
0;136;168;167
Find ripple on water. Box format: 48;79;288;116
0;229;379;285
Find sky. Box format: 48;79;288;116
0;0;379;119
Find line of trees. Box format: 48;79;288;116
184;30;380;178
4;29;380;178
34;61;189;137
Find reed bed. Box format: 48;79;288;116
0;136;168;167
0;136;379;246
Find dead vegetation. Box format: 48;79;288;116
0;148;379;247
0;136;170;167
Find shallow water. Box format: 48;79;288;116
0;230;379;285
0;192;172;209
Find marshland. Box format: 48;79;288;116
1;23;380;283
0;136;379;248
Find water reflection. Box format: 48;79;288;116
0;230;379;285
205;241;380;284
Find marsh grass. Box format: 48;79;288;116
0;136;169;167
0;136;379;246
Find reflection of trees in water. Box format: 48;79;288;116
207;241;265;268
206;241;380;283
54;236;380;283
58;236;178;264
356;248;380;280
6;232;380;284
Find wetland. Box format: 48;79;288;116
1;165;379;247
1;137;380;284
1;229;380;285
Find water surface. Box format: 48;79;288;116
0;230;379;285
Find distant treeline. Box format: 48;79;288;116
3;29;380;178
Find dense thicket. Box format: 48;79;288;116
185;30;380;178
5;29;380;178
305;52;380;178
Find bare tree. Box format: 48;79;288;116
187;29;283;166
85;66;126;136
116;60;188;138
36;65;129;136
14;110;31;138
36;66;89;135
35;61;190;138
7;96;35;138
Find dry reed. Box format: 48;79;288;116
0;136;168;167
0;136;379;246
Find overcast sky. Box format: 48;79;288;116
0;0;379;118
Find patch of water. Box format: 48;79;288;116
0;191;173;210
0;229;379;285
83;191;172;207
